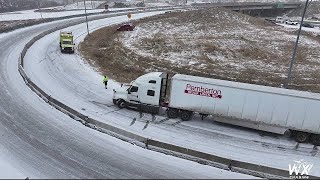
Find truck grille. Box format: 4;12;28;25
64;47;73;51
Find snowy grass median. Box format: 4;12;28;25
80;7;320;93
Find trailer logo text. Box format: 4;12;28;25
289;159;313;179
184;84;222;99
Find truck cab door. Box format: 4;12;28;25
128;86;140;103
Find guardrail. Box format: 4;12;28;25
17;7;319;179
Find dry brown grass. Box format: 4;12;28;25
239;47;268;60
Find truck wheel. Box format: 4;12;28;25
112;99;118;105
294;131;310;143
167;108;178;119
117;100;127;109
310;134;320;146
181;110;192;121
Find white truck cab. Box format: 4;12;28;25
113;72;167;113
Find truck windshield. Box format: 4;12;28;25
129;86;138;92
62;41;73;45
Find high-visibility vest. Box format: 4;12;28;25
103;76;108;83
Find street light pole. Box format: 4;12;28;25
84;0;90;35
38;1;43;19
284;0;309;89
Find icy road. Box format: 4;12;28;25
0;8;138;21
0;11;255;178
22;9;320;177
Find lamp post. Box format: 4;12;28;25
284;0;310;88
84;0;90;35
38;1;43;19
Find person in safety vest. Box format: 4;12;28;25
103;75;109;89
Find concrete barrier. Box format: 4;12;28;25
16;7;316;179
147;139;232;165
86;117;147;142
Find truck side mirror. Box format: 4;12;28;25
127;89;131;94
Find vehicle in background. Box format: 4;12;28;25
276;16;285;23
113;72;320;145
117;23;135;31
59;31;75;53
302;22;314;28
265;18;276;24
285;20;298;25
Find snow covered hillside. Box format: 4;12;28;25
82;7;320;93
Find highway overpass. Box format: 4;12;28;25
192;2;302;16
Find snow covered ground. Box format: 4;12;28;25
0;147;26;179
279;23;320;33
0;9;103;21
43;1;105;10
0;12;255;178
22;9;320;178
0;6;144;21
144;2;173;7
108;9;320;93
0;0;174;22
122;23;294;68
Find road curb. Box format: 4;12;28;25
16;8;318;179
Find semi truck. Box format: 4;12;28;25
59;31;75;53
112;72;320;145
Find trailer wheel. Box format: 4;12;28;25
167;108;178;119
117;100;127;109
310;134;320;146
294;131;310;143
181;110;193;121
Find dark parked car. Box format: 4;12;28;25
117;23;135;31
302;23;314;28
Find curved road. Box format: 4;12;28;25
21;9;320;177
0;14;252;178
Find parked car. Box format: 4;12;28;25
276;16;285;23
302;23;314;28
117;23;135;31
285;20;298;25
265;19;276;24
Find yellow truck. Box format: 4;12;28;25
59;31;75;53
